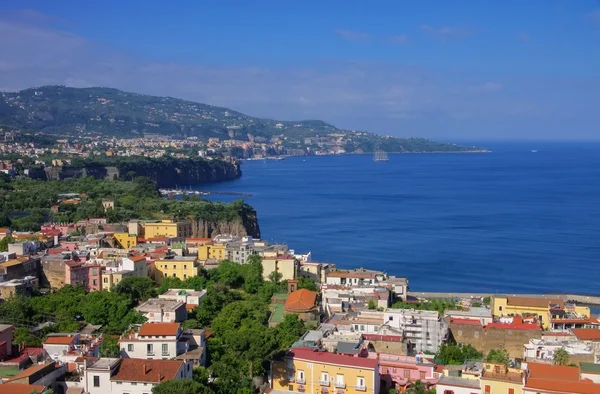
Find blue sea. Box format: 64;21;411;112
198;142;600;294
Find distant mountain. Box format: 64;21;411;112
0;86;484;153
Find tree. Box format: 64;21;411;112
0;236;14;252
554;347;570;366
99;335;120;357
268;271;283;284
113;276;156;304
406;380;435;394
297;277;318;292
471;301;482;307
482;296;491;306
486;348;509;365
152;379;214;394
368;299;377;310
435;344;482;365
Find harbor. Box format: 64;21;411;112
159;188;253;197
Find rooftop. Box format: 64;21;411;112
137;323;180;337
287;348;378;369
581;362;600;374
136;298;185;313
285;289;317;312
572;328;600;341
437;375;481;389
44;335;77;345
111;358;184;383
0;384;47;394
505;296;564;309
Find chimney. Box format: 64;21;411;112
143;363;147;374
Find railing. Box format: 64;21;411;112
335;382;346;388
296;377;306;384
319;380;330;386
162;352;170;356
355;385;367;391
147;351;155;356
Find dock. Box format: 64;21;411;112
159;189;253;197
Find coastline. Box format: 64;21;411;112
244;149;491;161
409;291;600;306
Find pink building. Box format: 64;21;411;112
41;223;76;235
65;261;103;292
377;354;440;392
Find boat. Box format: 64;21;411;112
374;150;389;162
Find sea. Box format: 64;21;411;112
197;141;600;295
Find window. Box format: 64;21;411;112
132;382;137;385
128;344;134;351
320;372;329;385
164;273;167;277
392;368;396;373
93;376;100;387
103;278;108;283
357;376;365;389
419;371;425;380
360;325;365;331
457;330;463;337
297;370;305;383
389;316;393;321
443;391;454;394
404;369;410;378
336;374;345;388
173;273;176;277
499;306;503;311
173;265;176;269
93;279;97;285
184;265;187;269
184;274;187;279
162;344;169;355
484;385;491;394
147;344;154;354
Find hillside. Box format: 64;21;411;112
0;86;483;152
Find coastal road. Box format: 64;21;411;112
408;292;600;305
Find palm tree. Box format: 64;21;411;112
554;347;570;366
406;380;435;394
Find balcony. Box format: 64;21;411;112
319;380;330;386
147;352;155;356
355;385;367;391
335;382;346;388
296;378;306;384
162;352;170;356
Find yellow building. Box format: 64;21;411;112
113;233;137;249
154;257;200;284
480;362;523;394
142;219;192;239
102;271;134;291
262;255;297;282
271;348;380;394
198;242;227;261
492;296;574;329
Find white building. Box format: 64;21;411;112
135;298;187;323
326;269;386;286
120;323;206;366
384;308;448;354
83;357;192;394
158;289;207;307
436;375;481;394
445;307;493;326
43;334;79;360
523;338;593;363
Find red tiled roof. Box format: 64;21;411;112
485;322;541;331
147;237;168;242
327;270;377;279
450;318;483;326
138;323;180;336
288;348;378;369
573;329;600;341
44;336;76;345
527;362;580;381
111;358;184;383
129;255;147;262
285;289;317;312
506;296;564;309
362;334;403;342
0;384;47;394
6;362;56;382
525;378;600;394
551;318;600;325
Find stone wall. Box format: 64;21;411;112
40;259;66;289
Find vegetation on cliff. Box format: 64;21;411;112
0;174;259;235
1;85;481;152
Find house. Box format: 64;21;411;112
158;289;207;307
0;324;14;358
83;357;192;394
435;375;482;394
198;242;227;261
5;362;66;390
445;307;493;326
326;268;386;286
480;362;523;394
522;362;600;394
271;347;379;394
384;309;448;354
140;219;192;240
113;233;137;249
0;276;38;300
262;254;297;281
64;261;103;292
0;257;39;282
119;323;206;366
492;296;589;330
154;257;199;284
523;337;594;364
43;334;79;360
135;298;187;323
297;261;331;283
284;288;319;322
378;354;439;392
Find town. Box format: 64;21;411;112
0;213;599;394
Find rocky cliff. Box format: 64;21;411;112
39;158;242;188
191;202;261;239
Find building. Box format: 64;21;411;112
136;298;187;323
491;296;584;330
0;256;39;282
284;288;319;322
384;309;448;354
436;375;482;394
119;323;206;366
83;357;192;394
0;276;38;299
198;242;227;261
271;347;380;394
378;354;439;392
225;238;257;264
524;337;594;364
445;307;493;326
43;334;79;360
0;324;14;357
141;219;192;240
65;261;103;292
480;362;523;394
113;233;137;249
262;254;297;281
158;289;207;307
522;362;600;394
154;257;199;284
326;269;386;286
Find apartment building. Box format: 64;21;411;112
154;256;199;284
135;298;187;323
384;309;448;354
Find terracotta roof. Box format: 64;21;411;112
573;328;600;341
138;323;180;336
505;296;564;309
0;384;47;394
129;255;147;262
285;289;317;312
525;377;600;393
44;336;76;345
111;358;184;383
552;318;600;325
6;362;56;382
527;362;581;381
362;334;403;342
288;348;378;369
327;270;378;279
485;322;541;331
450;318;483;326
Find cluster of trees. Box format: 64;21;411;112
0;285;145;345
435;343;483;365
391;299;463;315
0;175;257;232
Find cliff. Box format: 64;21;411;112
39;157;241;188
190;201;261;239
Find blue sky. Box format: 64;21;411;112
0;1;599;140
